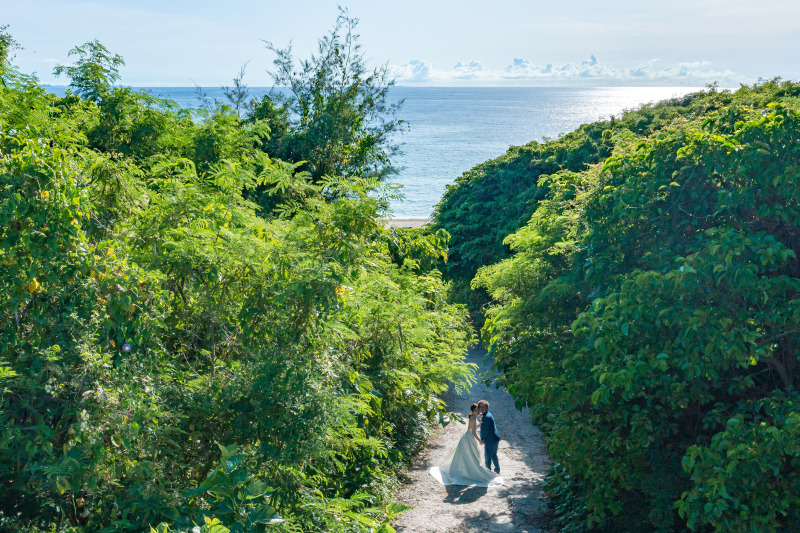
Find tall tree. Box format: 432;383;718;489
253;8;403;181
53;39;124;102
0;26;20;75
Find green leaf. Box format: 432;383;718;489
385;501;412;519
202;517;230;533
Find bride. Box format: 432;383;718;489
429;403;503;487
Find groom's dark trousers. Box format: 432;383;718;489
480;412;501;473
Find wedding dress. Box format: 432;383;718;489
429;415;503;487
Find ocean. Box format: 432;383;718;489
46;85;701;218
381;87;699;218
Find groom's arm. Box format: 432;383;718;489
484;415;496;439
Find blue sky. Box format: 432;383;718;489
3;0;799;87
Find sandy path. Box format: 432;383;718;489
392;345;553;532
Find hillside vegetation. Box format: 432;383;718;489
436;80;800;531
0;27;474;533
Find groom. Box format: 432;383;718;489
477;399;500;474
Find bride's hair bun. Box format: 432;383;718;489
470;403;478;412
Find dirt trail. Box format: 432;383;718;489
392;346;553;532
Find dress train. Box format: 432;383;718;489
429;430;503;487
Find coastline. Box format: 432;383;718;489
385;218;430;229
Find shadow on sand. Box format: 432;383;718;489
443;484;488;504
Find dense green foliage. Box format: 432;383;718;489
467;80;800;531
434;122;609;291
0;33;474;533
433;86;749;317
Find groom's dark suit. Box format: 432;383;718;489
480;411;500;473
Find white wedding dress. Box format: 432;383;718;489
429;416;503;487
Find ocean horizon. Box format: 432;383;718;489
44;85;703;218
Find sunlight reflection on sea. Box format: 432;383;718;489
386;86;701;218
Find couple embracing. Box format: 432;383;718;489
429;400;503;487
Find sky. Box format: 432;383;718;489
2;0;799;87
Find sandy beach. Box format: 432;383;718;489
385;218;430;229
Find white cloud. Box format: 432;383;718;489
503;58;553;78
389;59;435;83
452;60;484;79
390;55;743;86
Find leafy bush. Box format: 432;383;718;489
474;82;800;531
433;81;800;319
0;35;473;532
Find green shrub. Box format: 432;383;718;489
475;84;800;531
0;36;473;532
